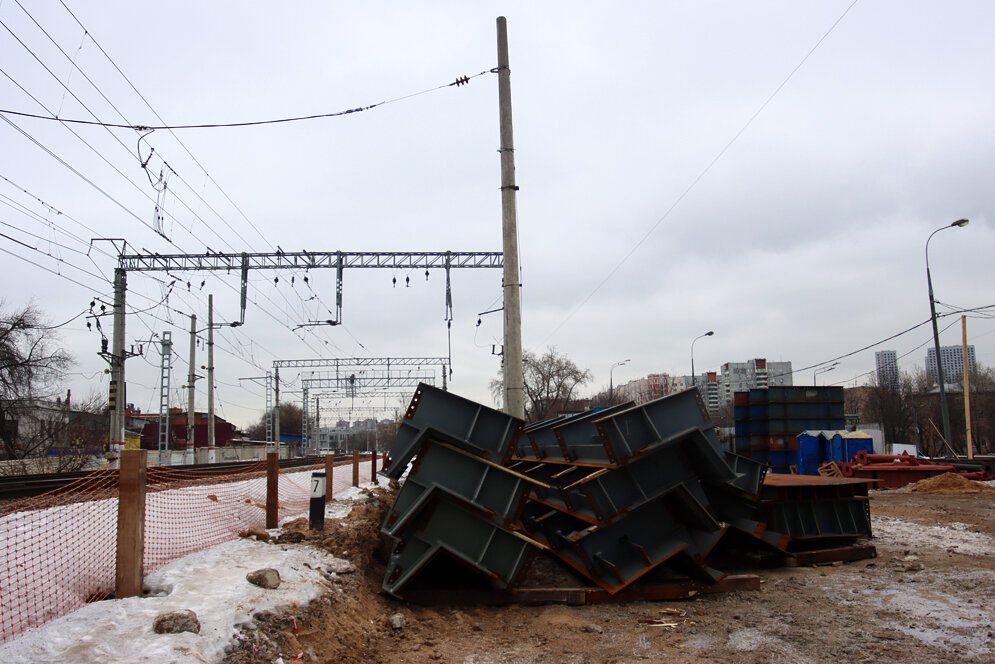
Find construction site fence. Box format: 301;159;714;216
0;449;378;643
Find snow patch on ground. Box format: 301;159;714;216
1;540;347;664
872;515;993;556
0;480;381;663
726;627;816;663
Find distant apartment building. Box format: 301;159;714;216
617;374;664;404
700;371;720;412
718;358;792;407
669;375;692;393
875;350;899;391
926;345;976;385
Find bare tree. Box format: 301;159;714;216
862;373;918;449
0;304;74;461
491;347;592;422
244;402;304;440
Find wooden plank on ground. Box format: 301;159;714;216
400;575;764;607
787;544;877;567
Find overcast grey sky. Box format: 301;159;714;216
2;1;993;429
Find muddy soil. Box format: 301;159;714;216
222;482;995;664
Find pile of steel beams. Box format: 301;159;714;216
827;450;993;488
380;383;874;599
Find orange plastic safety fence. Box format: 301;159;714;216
0;468;119;643
0;460;325;644
143;461;269;576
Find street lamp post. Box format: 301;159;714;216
691;331;714;387
813;362;839;386
926;218;969;450
609;359;630;402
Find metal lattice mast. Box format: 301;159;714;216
264;370;273;450
273;357;448;446
302;384;309;450
157;331;172;464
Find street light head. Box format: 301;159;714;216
705;330;714;337
952;218;969;228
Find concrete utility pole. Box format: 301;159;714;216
497;16;525;419
186;314;197;465
207;295;216;463
109;268;127;453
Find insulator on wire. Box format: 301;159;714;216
405;276;410;287
425;269;429;281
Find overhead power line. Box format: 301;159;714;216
0;69;497;130
542;0;861;344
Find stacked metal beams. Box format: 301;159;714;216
380;383;874;599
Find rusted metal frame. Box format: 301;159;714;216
519;414;570;460
669;527;730;583
382;441;544;534
591;389;716;466
519;402;635;464
703;483;790;551
402;383;524;465
517;432;732;528
382;493;543;598
381;421;432;479
520;484;722;594
552;402;635;461
723;451;767;497
759;494;872;540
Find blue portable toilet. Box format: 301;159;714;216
827;431;845;463
842;430;874;460
796;430;834;475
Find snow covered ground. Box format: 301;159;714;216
0;479;388;663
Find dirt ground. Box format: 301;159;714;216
222;477;995;664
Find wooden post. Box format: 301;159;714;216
116;449;147;598
962;315;974;459
324;454;334;501
352;450;360;487
371;451;377;483
266;452;278;529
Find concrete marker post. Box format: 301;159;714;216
309;471;326;531
266;452;279;529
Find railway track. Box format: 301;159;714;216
0;454;356;501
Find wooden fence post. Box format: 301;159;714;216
266;452;279;529
116;449;147;598
370;451;377;483
352;450;360;487
325;454;334;502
